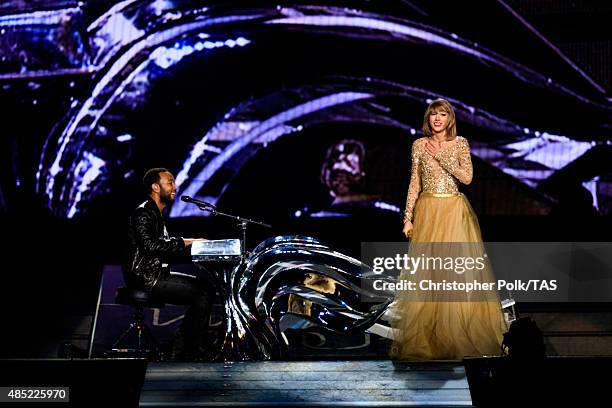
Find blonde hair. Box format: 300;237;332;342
422;98;457;141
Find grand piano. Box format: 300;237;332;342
191;236;393;361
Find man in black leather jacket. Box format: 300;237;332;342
123;167;213;360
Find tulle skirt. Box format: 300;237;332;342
390;192;507;360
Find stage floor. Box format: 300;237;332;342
139;360;473;407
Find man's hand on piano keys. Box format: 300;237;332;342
182;238;208;247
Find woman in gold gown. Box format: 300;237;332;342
390;99;506;360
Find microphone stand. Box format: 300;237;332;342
188;203;271;362
193;203;272;259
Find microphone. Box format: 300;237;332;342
181;195;216;209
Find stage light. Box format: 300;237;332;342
501;317;545;359
116;134;133;142
236;37;250;46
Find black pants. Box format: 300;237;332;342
151;272;214;359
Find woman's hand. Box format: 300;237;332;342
425;140;441;157
402;221;413;238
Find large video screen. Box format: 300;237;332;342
2;0;610;224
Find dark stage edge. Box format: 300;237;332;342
139;360;473;407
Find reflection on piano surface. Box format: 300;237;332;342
192;235;393;361
288;273;337;317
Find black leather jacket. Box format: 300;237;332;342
123;198;186;289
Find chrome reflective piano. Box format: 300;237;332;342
192;236;393;361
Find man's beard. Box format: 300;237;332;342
160;190;175;205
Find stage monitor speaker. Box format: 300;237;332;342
464;356;610;406
0;358;148;407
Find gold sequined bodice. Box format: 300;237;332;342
403;136;473;222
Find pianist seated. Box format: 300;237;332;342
122;167;214;361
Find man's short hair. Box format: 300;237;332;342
143;167;170;194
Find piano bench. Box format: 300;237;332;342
115;287;165;309
107;287;165;361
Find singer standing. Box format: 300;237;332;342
123;167;214;361
390;100;506;360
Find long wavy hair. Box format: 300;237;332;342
422;98;457;141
